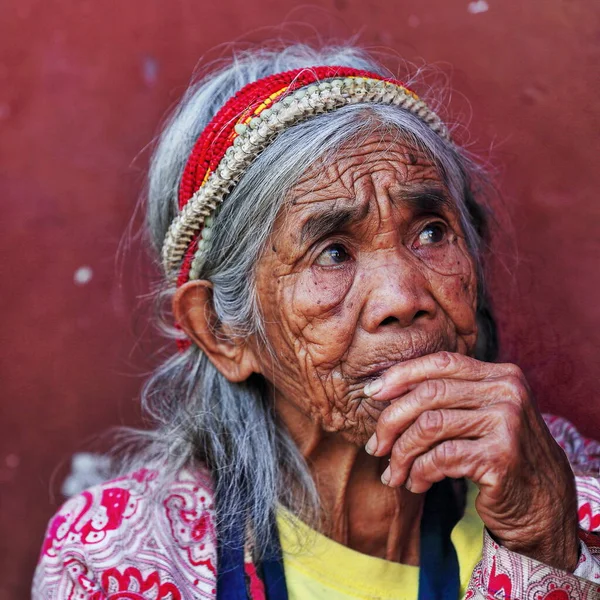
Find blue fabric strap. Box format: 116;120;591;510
216;515;290;600
417;478;462;600
216;520;248;600
261;521;289;599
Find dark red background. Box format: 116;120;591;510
2;1;599;597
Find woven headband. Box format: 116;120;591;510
162;66;449;286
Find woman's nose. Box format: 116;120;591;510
360;252;438;333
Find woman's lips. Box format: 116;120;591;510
359;362;398;382
347;342;448;384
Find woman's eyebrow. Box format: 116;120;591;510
397;186;455;215
299;203;368;245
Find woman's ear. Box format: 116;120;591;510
173;280;260;382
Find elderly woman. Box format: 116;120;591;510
35;44;600;600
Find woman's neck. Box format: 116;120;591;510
276;398;424;565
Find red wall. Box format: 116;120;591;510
2;1;599;597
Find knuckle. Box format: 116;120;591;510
378;405;401;430
391;438;408;462
377;405;406;436
417;409;445;437
502;363;524;379
433;351;454;370
411;454;426;477
488;403;512;426
498;401;524;434
396;427;412;454
436;439;460;464
503;400;523;420
417;379;444;402
503;374;528;402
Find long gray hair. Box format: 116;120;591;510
128;43;497;557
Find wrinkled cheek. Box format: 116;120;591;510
417;237;475;278
437;278;477;351
293;266;355;318
433;271;477;318
281;267;358;364
424;246;478;346
274;270;362;425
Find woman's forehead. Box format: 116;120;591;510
288;137;442;207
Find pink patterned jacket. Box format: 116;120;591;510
33;415;600;600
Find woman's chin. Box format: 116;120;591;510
322;399;390;446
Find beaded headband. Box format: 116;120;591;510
162;66;449;286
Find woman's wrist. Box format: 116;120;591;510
488;525;581;572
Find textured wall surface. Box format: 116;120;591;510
2;0;599;597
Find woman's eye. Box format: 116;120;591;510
315;244;350;266
416;223;447;247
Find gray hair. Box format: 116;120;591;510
128;43;496;557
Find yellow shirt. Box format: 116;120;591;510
277;482;483;600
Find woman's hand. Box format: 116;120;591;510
364;351;580;571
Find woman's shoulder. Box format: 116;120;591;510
543;413;600;545
543;413;600;475
33;464;218;599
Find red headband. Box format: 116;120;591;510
175;66;414;287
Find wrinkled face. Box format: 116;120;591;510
253;136;479;445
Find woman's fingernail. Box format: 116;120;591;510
365;434;378;455
405;477;413;491
381;466;391;485
364;378;383;397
